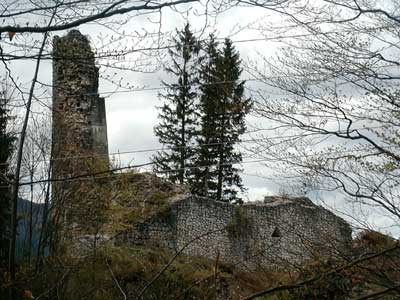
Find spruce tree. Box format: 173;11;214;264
0;91;14;263
193;38;251;203
153;24;201;184
191;35;220;198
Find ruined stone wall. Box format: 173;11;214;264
118;196;352;269
52;30;109;234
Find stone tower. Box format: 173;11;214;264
52;30;108;167
52;30;109;234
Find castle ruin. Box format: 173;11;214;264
52;30;109;174
52;30;109;235
51;30;352;267
116;195;351;269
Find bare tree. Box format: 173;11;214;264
17;113;51;262
246;0;400;228
241;1;400;298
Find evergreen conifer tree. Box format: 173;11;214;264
153;24;201;184
0;91;14;263
191;35;220;197
193;38;251;203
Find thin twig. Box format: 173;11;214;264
106;259;127;300
135;228;224;300
354;284;400;300
241;242;400;300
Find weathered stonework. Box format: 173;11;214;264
52;30;109;171
52;30;109;235
116;195;352;269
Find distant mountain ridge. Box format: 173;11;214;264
16;198;45;257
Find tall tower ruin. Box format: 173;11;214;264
52;30;109;236
52;30;109;166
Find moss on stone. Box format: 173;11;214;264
226;206;252;238
104;171;185;234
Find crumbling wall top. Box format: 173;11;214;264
53;30;95;66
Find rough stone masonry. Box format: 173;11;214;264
52;30;109;235
52;30;352;267
117;195;352;269
52;30;109;172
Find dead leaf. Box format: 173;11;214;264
24;290;34;299
8;32;16;41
